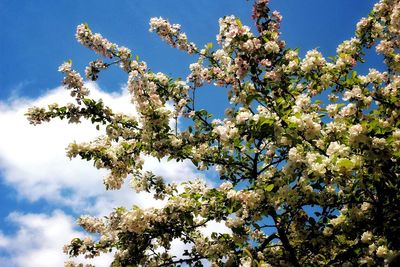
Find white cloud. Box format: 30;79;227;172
0;210;228;267
0;83;201;214
0;210;113;267
0;83;128;204
201;220;231;237
0;83;229;265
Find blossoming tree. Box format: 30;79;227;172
27;0;400;266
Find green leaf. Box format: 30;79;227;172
82;98;92;105
132;204;140;210
337;158;354;169
235;18;243;28
265;184;274;192
207;42;213;49
336;234;347;243
259;118;274;126
243;248;252;258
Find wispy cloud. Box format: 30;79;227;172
0;210;113;267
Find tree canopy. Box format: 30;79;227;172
27;0;400;266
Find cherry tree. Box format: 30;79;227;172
27;0;400;266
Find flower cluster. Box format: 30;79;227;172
85;60;107;81
59;61;90;103
76;23;117;58
149;17;197;54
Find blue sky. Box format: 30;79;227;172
0;0;379;266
